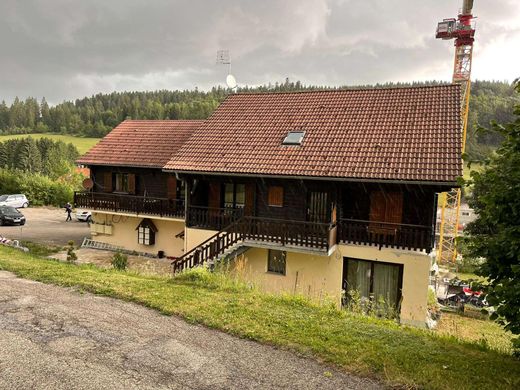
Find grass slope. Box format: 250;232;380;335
0;246;518;389
0;133;100;155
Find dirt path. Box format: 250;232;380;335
0;207;90;246
0;271;381;390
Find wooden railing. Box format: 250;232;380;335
337;219;433;252
74;191;185;219
172;216;335;273
172;223;243;273
186;206;244;230
235;217;333;251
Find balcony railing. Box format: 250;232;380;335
236;217;334;251
172;216;336;273
74;191;185;219
187;206;244;230
338;219;433;252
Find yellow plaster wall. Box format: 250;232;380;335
233;247;343;304
91;212;185;258
338;244;431;328
184;227;218;253
233;244;430;327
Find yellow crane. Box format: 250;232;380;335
435;0;476;265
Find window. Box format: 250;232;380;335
267;250;286;275
344;258;402;312
223;183;246;208
115;173;129;193
282;131;305;145
114;173;135;194
136;219;157;246
268;186;284;207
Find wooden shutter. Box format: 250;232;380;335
208;182;221;209
103;172;113;193
385;192;403;224
268;186;284;207
167;176;177;199
369;191;386;222
244;183;256;216
127;174;136;195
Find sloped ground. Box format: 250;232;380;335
0;270;380;390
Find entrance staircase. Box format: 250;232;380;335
171;216;335;273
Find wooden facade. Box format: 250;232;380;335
183;174;442;253
75;167;444;253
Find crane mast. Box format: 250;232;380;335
436;0;476;266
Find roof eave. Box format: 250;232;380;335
162;168;460;187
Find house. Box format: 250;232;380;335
75;119;203;257
75;85;462;328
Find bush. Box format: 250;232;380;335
111;251;128;271
66;241;77;263
0;168;77;206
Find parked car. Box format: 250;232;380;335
76;210;92;222
0;206;26;226
0;194;29;208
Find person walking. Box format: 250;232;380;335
65;202;72;222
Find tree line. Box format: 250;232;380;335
0;137;79;180
0;80;517;160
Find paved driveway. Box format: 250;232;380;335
0;207;90;246
0;271;381;390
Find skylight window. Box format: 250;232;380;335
282;131;305;145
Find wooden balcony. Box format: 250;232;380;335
236;217;334;251
172;216;336;273
74;191;185;219
337;218;433;252
187;206;244;230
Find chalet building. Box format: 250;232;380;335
76;120;203;257
75;85;462;328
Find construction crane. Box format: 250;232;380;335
435;0;476;266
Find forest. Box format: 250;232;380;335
0;80;517;160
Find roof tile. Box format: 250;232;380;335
164;85;462;183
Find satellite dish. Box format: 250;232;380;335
82;178;94;190
226;74;237;89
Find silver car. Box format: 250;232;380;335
0;194;29;209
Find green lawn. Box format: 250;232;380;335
0;246;518;389
0;133;100;155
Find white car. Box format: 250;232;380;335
0;194;29;209
76;210;92;222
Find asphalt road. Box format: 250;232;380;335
0;271;381;390
0;207;90;246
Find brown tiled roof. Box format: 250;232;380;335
164;85;462;183
77;120;204;168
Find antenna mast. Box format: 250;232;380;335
435;0;476;266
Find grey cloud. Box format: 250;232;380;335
0;0;518;103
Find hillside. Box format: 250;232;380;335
0;80;517;160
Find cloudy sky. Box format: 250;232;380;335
0;0;518;104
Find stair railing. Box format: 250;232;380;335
171;219;244;274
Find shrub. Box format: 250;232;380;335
111;251;128;271
66;240;77;263
0;168;77;206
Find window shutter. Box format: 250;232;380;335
244;183;256;216
385;192;403;224
268;186;283;207
103;172;113;193
369;191;386;222
208;182;221;209
127;174;136;195
167;176;177;199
